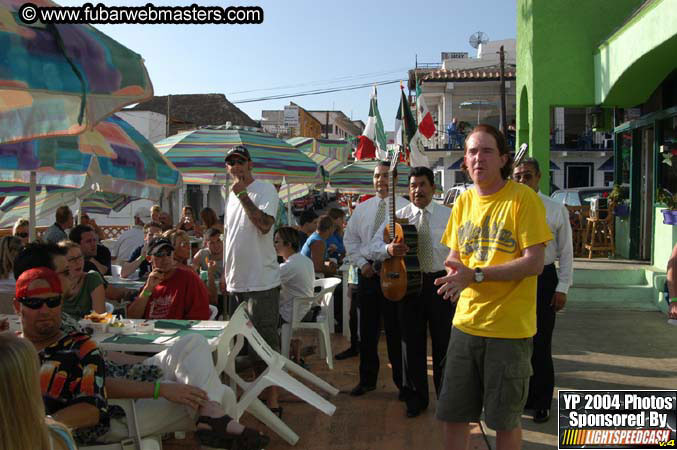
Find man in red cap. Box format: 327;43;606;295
14;267;110;441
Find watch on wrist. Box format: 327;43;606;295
474;268;485;283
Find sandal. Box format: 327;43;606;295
270;406;283;419
195;415;269;450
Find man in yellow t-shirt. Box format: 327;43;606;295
434;125;552;450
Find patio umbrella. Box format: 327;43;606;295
287;137;351;175
0;0;153;144
331;160;411;195
156;126;320;185
0;115;181;236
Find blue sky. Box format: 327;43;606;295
61;0;516;130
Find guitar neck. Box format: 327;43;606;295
389;167;396;240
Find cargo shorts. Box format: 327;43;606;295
436;327;533;431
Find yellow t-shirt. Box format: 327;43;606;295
441;180;552;338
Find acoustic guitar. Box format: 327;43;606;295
380;149;421;301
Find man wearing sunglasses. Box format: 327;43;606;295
14;267;110;440
127;237;210;320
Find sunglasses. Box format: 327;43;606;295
153;250;173;258
225;158;247;166
18;296;62;309
16;232;28;238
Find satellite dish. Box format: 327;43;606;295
469;31;489;49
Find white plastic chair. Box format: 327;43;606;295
214;303;339;445
281;277;341;370
209;304;219;320
79;399;162;450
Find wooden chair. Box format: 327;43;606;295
583;202;615;258
566;206;590;257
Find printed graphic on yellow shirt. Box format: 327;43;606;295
457;216;517;261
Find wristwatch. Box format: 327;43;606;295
474;268;485;283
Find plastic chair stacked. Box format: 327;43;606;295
214;303;339;445
281;277;341;370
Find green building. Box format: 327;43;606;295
517;0;677;268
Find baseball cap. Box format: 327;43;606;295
225;145;251;163
16;267;62;298
147;237;174;256
134;207;152;221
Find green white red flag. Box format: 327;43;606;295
356;86;387;160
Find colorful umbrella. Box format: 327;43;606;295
0;188;136;227
0;0;153;144
286;137;351;175
0;115;181;200
155;126;320;185
331;160;411;194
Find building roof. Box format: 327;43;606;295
129;94;257;136
408;64;516;90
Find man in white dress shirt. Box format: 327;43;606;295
112;207;150;263
344;161;410;397
513;158;573;423
369;166;456;417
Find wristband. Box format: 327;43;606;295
153;381;161;400
141;290;152;298
670;297;677;304
236;190;248;198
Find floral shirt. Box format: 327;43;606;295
39;332;110;443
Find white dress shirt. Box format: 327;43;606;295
539;192;574;294
368;200;451;273
344;195;410;270
112;226;144;262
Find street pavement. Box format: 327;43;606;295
164;306;677;449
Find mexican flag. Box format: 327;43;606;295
398;87;429;168
356;86;387;160
416;80;436;139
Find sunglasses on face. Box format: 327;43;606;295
153;250;173;258
18;296;62;309
16;232;28;238
513;173;534;181
225;159;247;166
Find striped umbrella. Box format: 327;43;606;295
331;160;411;194
0;115;181;200
0;0;153;144
287;137;351;175
0;189;136;227
155;126;320;185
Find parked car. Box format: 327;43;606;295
550;186;617;207
442;184;473;207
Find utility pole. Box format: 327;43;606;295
166;94;171;137
325;111;329;138
499;46;507;133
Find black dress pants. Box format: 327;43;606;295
399;271;456;409
526;263;558;410
358;271;402;390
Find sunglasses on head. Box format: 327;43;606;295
16;232;28;238
18;295;62;309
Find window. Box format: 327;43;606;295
659;116;677;195
604;172;614;186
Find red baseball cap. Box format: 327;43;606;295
15;267;62;298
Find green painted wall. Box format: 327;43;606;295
615;217;631;259
517;0;642;192
595;0;677;106
653;205;677;271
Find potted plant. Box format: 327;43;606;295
608;184;629;218
656;188;677;225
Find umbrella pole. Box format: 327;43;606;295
287;183;291;220
29;171;36;242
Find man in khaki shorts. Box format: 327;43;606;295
434;124;552;450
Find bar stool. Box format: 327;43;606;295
584;207;615;258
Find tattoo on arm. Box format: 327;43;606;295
239;195;275;234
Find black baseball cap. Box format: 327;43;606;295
225;145;251;163
147;237;174;256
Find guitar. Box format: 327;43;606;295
380;149;422;301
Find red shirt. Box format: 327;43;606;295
143;266;210;320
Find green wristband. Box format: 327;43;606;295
141;290;152;298
236;190;248;198
153;381;161;400
670;297;677;304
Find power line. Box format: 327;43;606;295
232;79;402;104
227;67;410;95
